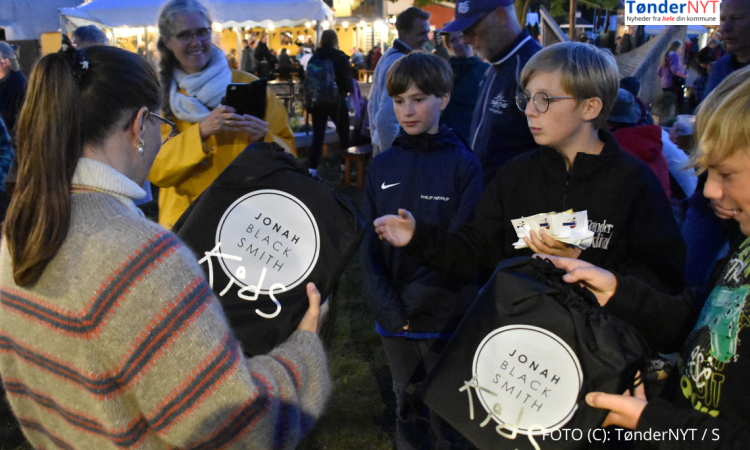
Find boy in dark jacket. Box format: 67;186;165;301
540;66;750;449
362;51;482;450
374;42;686;295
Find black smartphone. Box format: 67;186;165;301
224;79;267;119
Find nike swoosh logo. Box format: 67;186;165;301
381;182;401;190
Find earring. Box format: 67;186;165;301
136;139;145;158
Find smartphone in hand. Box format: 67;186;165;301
224;79;267;119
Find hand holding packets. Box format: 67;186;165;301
511;210;594;251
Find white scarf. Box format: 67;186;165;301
71;158;146;217
170;45;233;123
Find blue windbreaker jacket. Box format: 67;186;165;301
361;125;483;335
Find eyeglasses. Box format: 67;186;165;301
149;112;177;145
460;13;490;38
515;92;577;113
173;27;212;45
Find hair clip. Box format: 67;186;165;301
59;35;89;84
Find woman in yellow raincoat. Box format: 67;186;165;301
149;0;295;229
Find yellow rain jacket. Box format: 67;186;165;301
149;70;295;228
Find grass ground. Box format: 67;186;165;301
298;153;397;450
1;151;397;450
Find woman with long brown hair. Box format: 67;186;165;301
0;38;330;449
657;39;689;109
306;29;352;176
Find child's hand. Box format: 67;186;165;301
586;375;646;430
374;209;416;247
524;229;582;259
532;254;617;306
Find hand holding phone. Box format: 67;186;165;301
224;79;267;119
233;114;269;143
198;105;268;142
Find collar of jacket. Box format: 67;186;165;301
0;70;25;90
729;52;750;70
537;129;623;180
392;124;461;152
488;30;532;65
392;39;412;55
449;56;486;76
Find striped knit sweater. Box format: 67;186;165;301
0;158;332;449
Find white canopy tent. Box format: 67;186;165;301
59;0;334;29
2;0;80;40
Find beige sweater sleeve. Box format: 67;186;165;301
127;241;332;449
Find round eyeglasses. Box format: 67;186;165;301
174;27;212;45
515;92;577;113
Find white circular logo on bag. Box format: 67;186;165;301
215;190;320;294
472;325;582;435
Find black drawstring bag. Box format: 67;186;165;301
173;143;366;356
421;257;648;450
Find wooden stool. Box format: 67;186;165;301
358;69;374;83
343;144;373;189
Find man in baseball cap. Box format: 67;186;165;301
441;0;513;34
440;0;542;187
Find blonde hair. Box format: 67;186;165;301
690;66;750;171
520;42;618;129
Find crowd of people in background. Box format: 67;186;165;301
0;0;750;448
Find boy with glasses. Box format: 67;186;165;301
374;42;686;295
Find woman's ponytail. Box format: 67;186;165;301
3;43;159;286
3;52;83;286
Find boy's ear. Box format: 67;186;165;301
439;92;451;111
581;97;603;123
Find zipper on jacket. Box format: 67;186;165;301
563;161;575;210
471;69;498;150
470;36;531;151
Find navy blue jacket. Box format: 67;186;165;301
361;125;483;335
469;30;542;186
0;70;26;140
705;53;748;97
441;56;489;144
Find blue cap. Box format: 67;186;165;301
440;0;514;33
